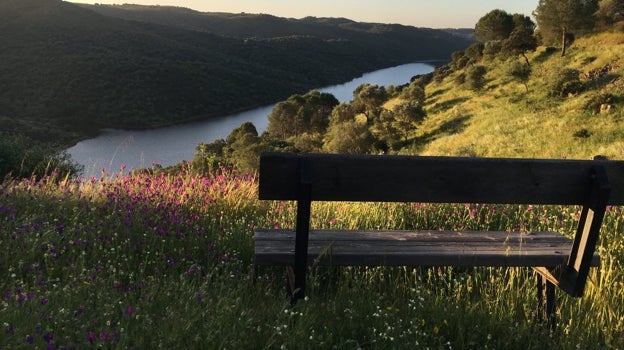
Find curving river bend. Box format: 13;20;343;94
67;62;435;177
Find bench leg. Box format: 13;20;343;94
537;274;557;331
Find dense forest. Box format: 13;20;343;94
0;0;471;147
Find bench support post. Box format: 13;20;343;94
291;157;312;304
561;165;610;297
537;274;557;330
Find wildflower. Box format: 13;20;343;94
100;332;109;341
40;298;48;305
75;307;84;316
125;305;135;316
43;332;53;343
433;326;439;334
25;335;34;344
87;331;96;344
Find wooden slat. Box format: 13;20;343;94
258;153;624;205
254;229;600;267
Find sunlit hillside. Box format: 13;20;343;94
410;32;624;160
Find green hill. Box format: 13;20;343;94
413;32;624;160
0;0;472;146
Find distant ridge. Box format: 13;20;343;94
0;0;473;146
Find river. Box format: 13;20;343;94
67;62;435;177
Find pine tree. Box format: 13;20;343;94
534;0;598;56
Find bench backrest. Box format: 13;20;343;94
259;152;624;205
258;152;624;298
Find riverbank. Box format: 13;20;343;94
68;62;436;176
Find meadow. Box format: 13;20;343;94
2;165;624;349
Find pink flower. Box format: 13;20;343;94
125;305;135;316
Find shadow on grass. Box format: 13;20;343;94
428;97;470;114
532;47;558;64
408;114;472;152
426;87;450;101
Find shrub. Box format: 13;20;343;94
465;65;488;91
454;72;466;86
0;133;82;179
433;64;453;83
483;41;503;61
548;68;583;97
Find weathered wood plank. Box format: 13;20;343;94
254;229;600;267
258;153;624;205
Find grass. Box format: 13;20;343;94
414;32;624;160
2;165;624;349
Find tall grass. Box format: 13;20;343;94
2;166;624;349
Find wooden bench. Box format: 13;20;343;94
254;152;624;325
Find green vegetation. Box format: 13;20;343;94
194;29;623;171
2;166;624;348
3;1;624;348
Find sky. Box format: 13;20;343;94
67;0;539;28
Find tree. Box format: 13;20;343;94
267;91;338;140
474;9;514;42
193;139;228;173
465;65;488;91
373;109;400;147
506;60;532;92
464;42;485;63
595;0;624;29
298;90;339;134
353;84;388;121
392;101;427;142
401;80;426;104
267;99;299;140
225;122;266;173
328;102;358;126
323;120;374;154
501;28;538;66
534;0;598;56
512;14;537;32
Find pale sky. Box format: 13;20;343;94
68;0;539;28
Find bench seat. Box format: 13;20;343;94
254;229;600;267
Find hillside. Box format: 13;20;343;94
0;0;472;147
414;32;624;160
77;3;470;60
196;31;624;173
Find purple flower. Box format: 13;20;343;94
100;332;109;341
43;332;53;343
40;297;48;305
125;305;135;316
87;331;95;344
75;306;84;316
25;335;34;344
